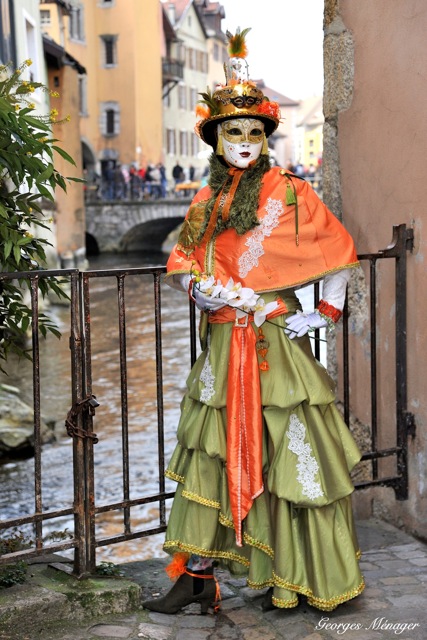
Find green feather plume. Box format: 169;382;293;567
198;87;220;117
226;27;251;58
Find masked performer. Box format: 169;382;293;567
143;28;364;614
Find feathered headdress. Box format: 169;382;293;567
194;27;281;147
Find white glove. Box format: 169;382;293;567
192;286;228;312
284;311;327;338
284;269;351;338
171;273;191;292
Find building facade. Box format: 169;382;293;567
161;0;209;183
42;0;163;177
296;95;323;171
40;0;86;266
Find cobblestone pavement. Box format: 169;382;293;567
1;518;426;640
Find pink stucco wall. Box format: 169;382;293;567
337;0;427;536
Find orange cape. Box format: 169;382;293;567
166;167;359;293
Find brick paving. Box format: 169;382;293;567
0;518;426;640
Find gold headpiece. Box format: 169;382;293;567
195;28;281;148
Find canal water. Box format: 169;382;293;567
0;251;193;563
0;251;322;565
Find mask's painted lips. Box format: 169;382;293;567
240;152;251;158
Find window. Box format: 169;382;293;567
163;90;171;108
309;139;314;147
78;74;88;115
0;0;15;66
178;84;187;110
69;5;85;41
101;102;120;137
196;51;208;73
191;133;199;157
106;110;115;135
166;128;176;155
188;48;196;70
180;131;188;157
213;43;219;62
40;10;51;26
176;42;185;64
196;50;202;72
101;35;118;66
190;87;198;111
24;15;38;85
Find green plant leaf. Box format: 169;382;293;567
13;244;21;265
52;145;76;166
4;239;12;260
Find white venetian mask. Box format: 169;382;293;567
217;118;265;169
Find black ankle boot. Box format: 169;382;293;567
142;567;219;615
261;587;275;611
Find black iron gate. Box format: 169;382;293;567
0;224;415;576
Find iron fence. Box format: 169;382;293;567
0;224;415;575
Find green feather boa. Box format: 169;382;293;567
198;153;272;240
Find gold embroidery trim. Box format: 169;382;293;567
204;237;217;275
219;512;234;528
164;540;250;567
176;201;207;255
247;577;299;606
219;514;274;559
165;469;185;484
243;533;274;559
272;571;365;611
182;489;221;510
306;580;365;611
273;595;299;608
247;578;274;590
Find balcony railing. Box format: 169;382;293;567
162;57;184;83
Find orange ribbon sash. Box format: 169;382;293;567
209;299;288;545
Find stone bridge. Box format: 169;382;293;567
85;199;190;254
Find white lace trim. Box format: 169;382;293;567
238;197;283;278
286;413;324;500
199;348;215;403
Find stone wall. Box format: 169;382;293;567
323;0;427;538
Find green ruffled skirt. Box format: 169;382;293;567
164;290;364;611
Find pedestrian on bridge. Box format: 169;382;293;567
143;28;364;616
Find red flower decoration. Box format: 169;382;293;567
257;101;281;120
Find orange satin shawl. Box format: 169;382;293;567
165;167;359;294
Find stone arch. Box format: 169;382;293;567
86;232;100;257
81;138;97;176
119;217;184;253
